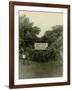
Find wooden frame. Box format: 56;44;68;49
9;1;70;89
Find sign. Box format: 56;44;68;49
34;43;48;50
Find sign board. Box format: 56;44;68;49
34;43;48;50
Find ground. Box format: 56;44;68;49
19;60;63;79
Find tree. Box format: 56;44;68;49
19;15;40;59
42;25;63;46
41;25;63;61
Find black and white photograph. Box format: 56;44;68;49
19;11;63;79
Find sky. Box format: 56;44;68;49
19;11;63;37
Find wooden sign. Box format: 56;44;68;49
34;43;48;50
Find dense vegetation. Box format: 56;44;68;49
19;15;63;63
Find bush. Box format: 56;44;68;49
30;47;57;62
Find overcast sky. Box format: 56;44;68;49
19;11;63;37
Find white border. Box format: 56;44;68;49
14;6;68;85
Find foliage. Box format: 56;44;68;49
19;15;40;58
19;15;63;62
